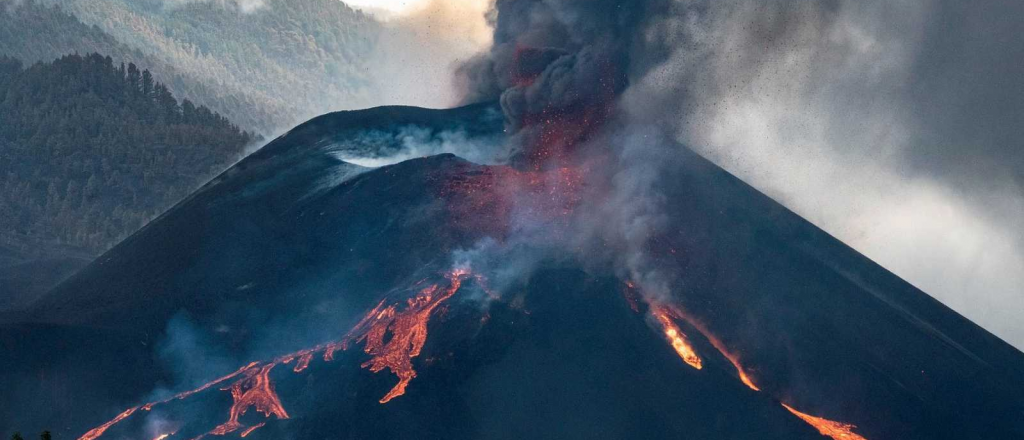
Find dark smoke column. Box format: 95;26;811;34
457;0;675;168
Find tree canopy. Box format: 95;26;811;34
0;53;259;252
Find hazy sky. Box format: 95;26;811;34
342;0;492;108
342;0;434;14
632;0;1024;349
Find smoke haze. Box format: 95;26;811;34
355;0;494;108
626;0;1024;348
451;0;1024;348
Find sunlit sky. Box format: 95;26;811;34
342;0;433;15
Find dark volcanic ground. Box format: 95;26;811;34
1;103;1022;440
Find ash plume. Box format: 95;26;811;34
457;0;673;133
456;0;1024;348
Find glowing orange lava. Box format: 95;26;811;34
78;269;474;439
79;407;139;440
635;290;867;438
783;404;868;440
695;328;760;391
291;352;313;373
210;363;289;435
344;268;470;403
141;361;260;412
239;422;266;438
657;303;760;391
650;306;703;370
737;369;760;392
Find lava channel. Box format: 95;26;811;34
77;269;473;439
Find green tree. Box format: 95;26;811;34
10;433;24;440
39;432;51;440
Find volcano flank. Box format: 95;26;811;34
1;103;1023;440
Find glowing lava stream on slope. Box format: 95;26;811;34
77;269;473;440
640;293;869;440
208;364;289;436
657;304;759;392
783;404;869;440
342;267;470;403
79;407;139;440
650;306;703;370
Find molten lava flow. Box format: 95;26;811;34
653;303;761;391
691;326;760;391
78;269;476;439
737;367;760;392
660;303;867;437
79;407;139;440
641;295;868;439
239;422;266;438
80;362;269;440
650;306;703;370
344;268;470;403
783;404;868;440
142;362;260;411
210;363;290;435
704;337;761;390
287;352;314;373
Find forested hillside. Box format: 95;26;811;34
0;0;132;63
0;1;289;132
0;0;388;309
0;53;257;253
15;0;383;132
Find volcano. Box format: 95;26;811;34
2;103;1023;440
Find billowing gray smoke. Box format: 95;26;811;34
456;0;1024;348
457;0;675;129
